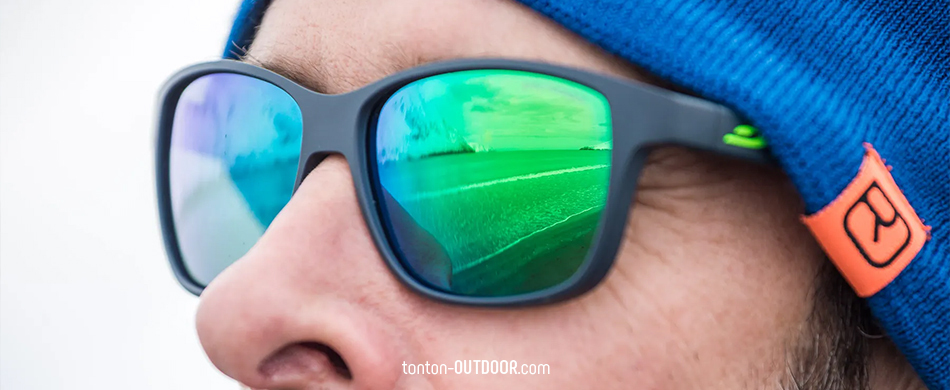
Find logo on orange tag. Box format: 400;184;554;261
802;144;929;297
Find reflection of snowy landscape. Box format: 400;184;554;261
376;91;480;164
375;70;613;164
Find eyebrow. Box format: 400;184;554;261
241;51;332;93
240;45;448;95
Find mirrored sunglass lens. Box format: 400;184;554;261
169;73;303;287
375;70;612;297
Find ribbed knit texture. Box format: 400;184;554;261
223;1;949;388
222;0;270;59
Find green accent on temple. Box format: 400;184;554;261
723;125;767;149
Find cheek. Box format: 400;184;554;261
593;173;822;385
394;299;644;389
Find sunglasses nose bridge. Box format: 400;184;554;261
294;92;371;191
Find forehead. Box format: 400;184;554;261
247;0;641;93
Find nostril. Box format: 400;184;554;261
258;342;352;383
304;342;352;380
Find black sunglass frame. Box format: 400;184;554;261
156;58;773;305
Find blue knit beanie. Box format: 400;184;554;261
222;1;949;388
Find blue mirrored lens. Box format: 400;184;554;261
169;73;303;286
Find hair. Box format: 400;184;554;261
782;260;879;390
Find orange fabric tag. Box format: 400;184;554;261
802;144;929;297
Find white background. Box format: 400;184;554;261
1;0;242;388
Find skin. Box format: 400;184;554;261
194;0;923;389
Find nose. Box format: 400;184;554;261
195;156;404;390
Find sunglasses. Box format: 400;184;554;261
156;59;772;305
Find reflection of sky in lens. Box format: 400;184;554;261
172;74;301;166
376;70;611;163
169;73;302;286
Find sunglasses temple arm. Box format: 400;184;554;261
657;93;777;167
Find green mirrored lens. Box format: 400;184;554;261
375;70;612;297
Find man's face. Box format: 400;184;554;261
193;0;856;389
